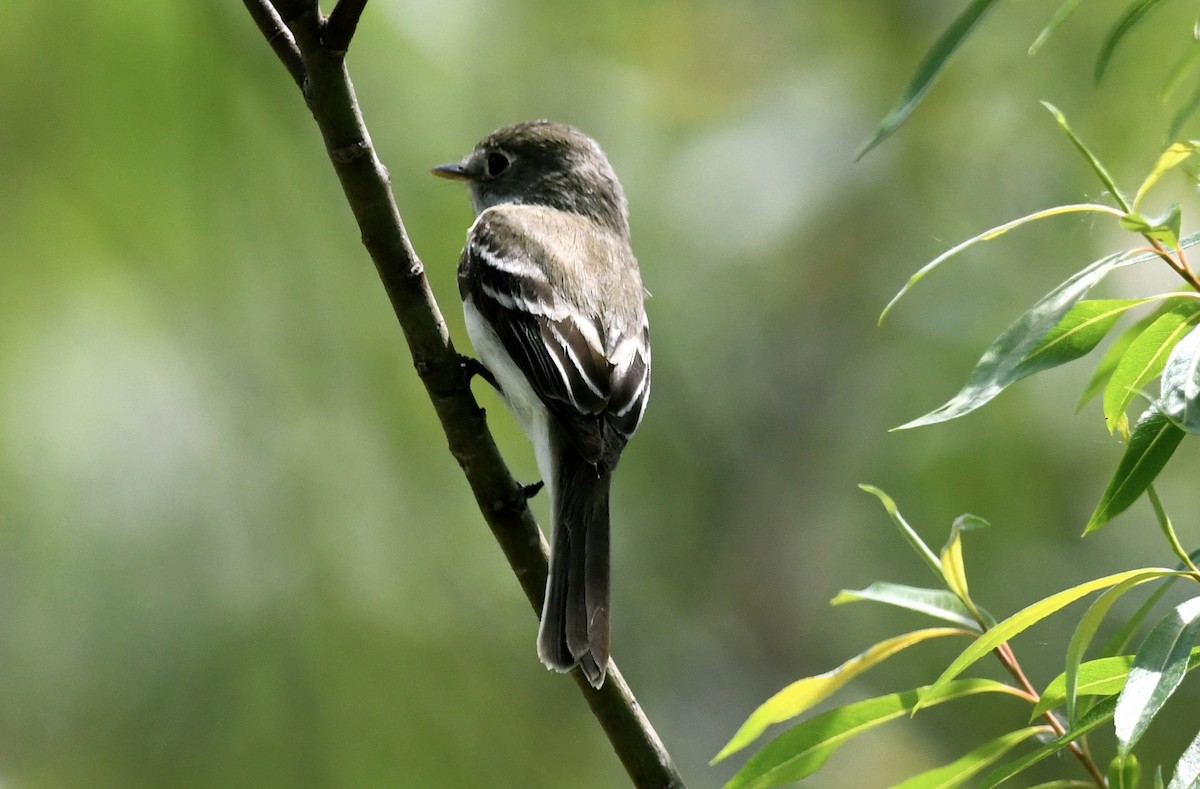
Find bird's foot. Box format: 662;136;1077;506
459;354;500;392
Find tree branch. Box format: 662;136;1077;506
323;0;368;54
244;4;687;787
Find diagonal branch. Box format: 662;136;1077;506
242;0;305;91
243;4;687;788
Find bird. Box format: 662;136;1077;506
432;121;651;688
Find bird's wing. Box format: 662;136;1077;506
459;210;649;465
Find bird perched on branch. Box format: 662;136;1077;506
433;121;651;688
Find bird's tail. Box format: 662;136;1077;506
536;435;611;689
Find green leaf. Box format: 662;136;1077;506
857;0;1001;159
1120;203;1183;247
1158;323;1200;433
879;203;1124;323
1064;573;1171;724
1024;782;1096;789
917;568;1178;713
940;514;987;605
890;727;1049;789
1133;142;1200;210
1085;406;1186;533
1104;302;1200;431
897;252;1138;429
1029;0;1085;55
712;628;970;763
979;695;1118;788
1079;299;1192;412
1096;0;1174;85
722;679;1021;789
1101;579;1179;658
1043;102;1130;211
1168;80;1200;143
1167;725;1200;789
859;485;943;580
1034;646;1200;717
1109;754;1142;789
1014;298;1147;380
831;582;980;631
1161;47;1200;103
1115;596;1200;757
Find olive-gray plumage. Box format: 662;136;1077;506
433;121;650;688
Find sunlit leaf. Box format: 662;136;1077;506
1158;322;1200;433
1133;142;1199;210
1109;754;1142;789
917;568;1177;713
1064;573;1172;724
1115;596;1200;757
1034;654;1137;718
1103;302;1200;431
1043;102;1130;210
1079;299;1193;412
890;727;1049;789
857;0;1001;158
1119;203;1182;246
712;627;970;763
1096;0;1174;85
722;680;1021;789
897;252;1138;429
1029;0;1085;55
979;695;1118;788
831;582;980;631
1024;782;1097;789
1167;725;1200;789
879;203;1124;323
940;514;986;605
859;485;943;580
1085;406;1186;533
1101;580;1179;658
1014;298;1147;380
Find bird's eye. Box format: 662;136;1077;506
485;151;510;177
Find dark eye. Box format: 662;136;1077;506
485;151;510;177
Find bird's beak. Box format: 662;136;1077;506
431;161;470;180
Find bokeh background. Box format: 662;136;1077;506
3;2;1200;787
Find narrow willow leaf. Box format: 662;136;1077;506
879;203;1124;323
712;627;969;763
1104;302;1200;431
898;252;1137;429
1167;725;1200;789
1156;764;1166;789
1096;0;1174;85
1043;102;1130;210
1065;573;1171;724
1079;299;1191;412
1029;0;1085;55
1158;323;1200;433
1101;579;1179;658
1168;80;1200;143
940;515;986;604
1034;654;1137;718
917;568;1177;713
1120;203;1183;247
722;679;1020;789
857;0;1000;159
831;582;980;631
1025;782;1096;789
1115;596;1200;757
859;485;943;580
1109;755;1142;789
1085;406;1186;533
891;727;1050;789
979;695;1118;788
1133;142;1200;210
1014;298;1146;380
1161;47;1200;103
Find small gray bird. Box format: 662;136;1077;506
433;121;651;688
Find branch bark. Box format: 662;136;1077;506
242;2;687;787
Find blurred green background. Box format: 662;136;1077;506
4;1;1200;787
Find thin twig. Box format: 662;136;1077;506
323;0;368;54
241;0;306;91
243;4;686;787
